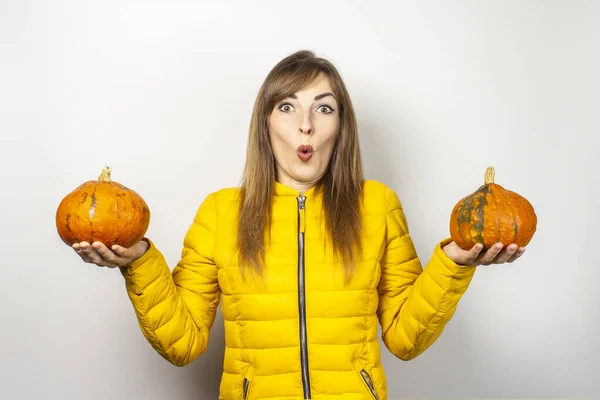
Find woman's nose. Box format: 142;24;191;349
299;114;313;135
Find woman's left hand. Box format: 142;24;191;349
443;241;526;267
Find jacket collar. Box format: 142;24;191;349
273;180;318;198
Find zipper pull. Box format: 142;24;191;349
243;378;250;399
298;196;306;233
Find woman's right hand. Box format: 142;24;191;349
72;240;149;268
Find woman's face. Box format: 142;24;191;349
268;74;340;193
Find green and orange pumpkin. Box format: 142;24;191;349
449;166;537;251
56;166;150;249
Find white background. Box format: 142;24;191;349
1;1;598;399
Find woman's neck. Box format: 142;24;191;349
275;175;317;195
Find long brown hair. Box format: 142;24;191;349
237;50;364;280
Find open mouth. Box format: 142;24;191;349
297;145;314;161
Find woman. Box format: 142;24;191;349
73;50;525;400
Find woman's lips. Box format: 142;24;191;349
297;145;314;161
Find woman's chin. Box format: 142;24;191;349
290;167;323;184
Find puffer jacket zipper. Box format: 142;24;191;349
297;196;311;399
242;377;250;399
359;369;379;400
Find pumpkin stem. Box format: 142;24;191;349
484;166;495;185
98;166;112;182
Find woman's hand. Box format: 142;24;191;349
443;241;526;267
72;240;149;268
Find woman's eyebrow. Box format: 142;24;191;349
288;92;335;100
314;92;334;100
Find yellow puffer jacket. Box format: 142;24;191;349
120;180;476;400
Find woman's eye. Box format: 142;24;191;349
278;103;294;112
317;105;334;114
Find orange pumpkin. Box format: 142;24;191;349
56;166;150;249
449;166;537;251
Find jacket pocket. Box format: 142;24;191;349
242;377;250;400
242;365;255;400
354;362;379;400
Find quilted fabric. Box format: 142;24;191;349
120;180;476;400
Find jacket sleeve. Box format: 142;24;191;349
119;192;221;367
377;187;476;361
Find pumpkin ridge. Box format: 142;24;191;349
456;213;467;246
456;190;480;246
509;191;519;243
90;188;97;219
491;185;501;244
474;184;489;244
